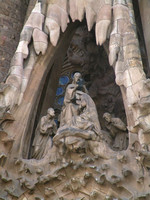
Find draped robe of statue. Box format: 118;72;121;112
54;88;102;150
60;84;78;127
71;92;101;136
31;115;57;159
103;113;127;151
60;72;88;127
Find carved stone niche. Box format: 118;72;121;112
1;3;150;200
53;25;128;151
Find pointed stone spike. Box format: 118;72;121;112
32;2;41;13
50;28;60;46
77;0;85;21
86;7;96;31
69;0;77;22
69;0;85;22
95;20;110;45
46;2;68;33
45;18;60;46
33;28;48;55
60;10;69;32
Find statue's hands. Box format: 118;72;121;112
40;129;48;135
34;146;39;153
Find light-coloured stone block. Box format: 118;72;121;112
25;13;44;30
113;5;129;20
110;21;118;35
16;41;29;58
123;69;132;88
118;19;133;35
45;17;60;46
46;4;69;32
11;53;23;67
9;66;23;77
32;2;41;13
20;26;33;42
33;28;48;43
115;61;125;75
129;67;145;85
109;44;120;66
126;86;138;105
69;0;85;22
86;6;96;31
6;75;22;88
97;5;112;21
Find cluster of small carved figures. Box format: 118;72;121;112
25;73;131;199
0;72;150;200
2;73;150;200
31;72;128;160
15;73;150;200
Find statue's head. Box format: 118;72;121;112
81;99;86;108
47;108;55;117
103;112;111;122
73;72;81;83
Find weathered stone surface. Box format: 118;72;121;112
0;0;150;200
25;12;44;30
33;29;48;55
0;0;28;82
139;0;150;71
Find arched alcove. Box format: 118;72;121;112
24;23;128;159
1;1;150;199
3;21;80;160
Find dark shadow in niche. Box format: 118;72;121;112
52;25;128;151
21;21;81;159
26;22;128;159
27;66;53;159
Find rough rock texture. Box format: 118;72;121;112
0;0;28;82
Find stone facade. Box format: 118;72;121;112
1;1;150;199
0;0;28;82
